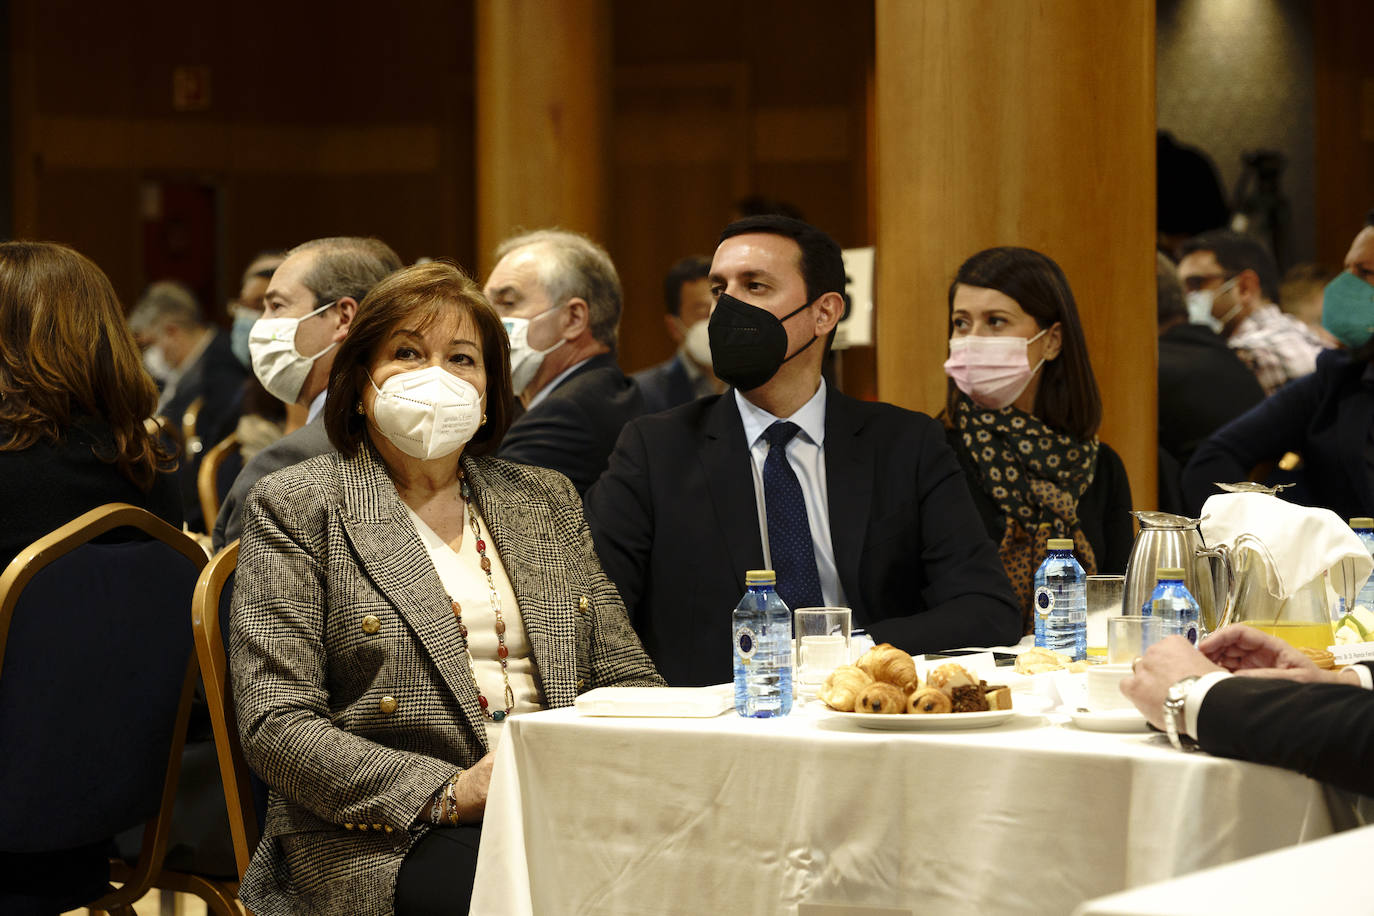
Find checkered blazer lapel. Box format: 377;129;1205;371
337;443;490;748
463;455;580;708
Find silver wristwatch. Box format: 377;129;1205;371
1163;676;1200;751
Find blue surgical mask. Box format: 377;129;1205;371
230;312;257;369
1321;271;1374;349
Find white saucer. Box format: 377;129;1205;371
1065;707;1151;733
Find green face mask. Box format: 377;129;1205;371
1321;271;1374;349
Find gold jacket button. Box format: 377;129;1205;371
577;678;585;689
344;823;354;830
383;825;394;833
356;823;368;831
361;614;381;635
379;695;398;715
578;595;589;612
372;823;383;831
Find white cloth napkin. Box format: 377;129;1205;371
1199;492;1373;601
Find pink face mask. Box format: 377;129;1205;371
943;328;1048;409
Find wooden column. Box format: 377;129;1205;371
475;0;611;275
875;0;1157;509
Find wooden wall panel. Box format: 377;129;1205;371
876;0;1157;512
1314;0;1374;264
10;0;474;311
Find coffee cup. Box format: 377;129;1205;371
1085;663;1135;711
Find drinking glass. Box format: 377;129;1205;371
1086;575;1126;663
1107;615;1164;664
794;607;851;698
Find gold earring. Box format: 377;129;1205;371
355;402;365;415
480;413;487;425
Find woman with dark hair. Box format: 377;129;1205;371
942;246;1133;629
0;241;181;568
230;261;662;916
0;240;181;913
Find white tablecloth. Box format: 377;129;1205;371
470;700;1352;916
1073;821;1374;915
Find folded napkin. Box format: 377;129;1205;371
1200;492;1373;601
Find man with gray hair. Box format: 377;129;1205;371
485;228;645;493
129;279;247;530
212;236;402;548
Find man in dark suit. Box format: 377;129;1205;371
1157;252;1265;472
487;229;645;494
1122;626;1374;797
633;255;724;413
212;236;402;549
129;280;247;531
584;216;1020;686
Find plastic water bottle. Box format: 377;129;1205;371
733;569;793;718
1145;567;1201;645
1033;538;1087;661
1350;518;1374;614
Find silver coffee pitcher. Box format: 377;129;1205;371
1123;511;1229;631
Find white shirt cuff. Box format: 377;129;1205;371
1348;664;1374;690
1183;670;1233;740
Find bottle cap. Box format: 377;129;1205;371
745;569;776;586
1047;538;1075;550
1156;567;1185;580
1351;518;1374;529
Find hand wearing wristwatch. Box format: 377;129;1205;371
1163;675;1200;751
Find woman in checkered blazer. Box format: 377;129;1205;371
231;262;664;915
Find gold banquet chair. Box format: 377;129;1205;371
191;539;264;885
0;504;232;914
197;432;244;530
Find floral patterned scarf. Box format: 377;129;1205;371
954;395;1099;632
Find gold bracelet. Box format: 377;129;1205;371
445;774;462;826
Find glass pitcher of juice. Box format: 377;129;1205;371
1215;536;1335;651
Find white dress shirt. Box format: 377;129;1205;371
734;381;845;608
306;388;327;424
527;356;592;410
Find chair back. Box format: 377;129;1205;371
0;504;205;860
191;540;265;879
197;432;244;528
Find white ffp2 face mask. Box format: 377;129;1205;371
502;306;566;395
1184;276;1240;335
249;299;338;404
369;366;483;461
682;318;712;369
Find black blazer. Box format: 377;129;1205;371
584;387;1021;686
161;330;248;530
1199;666;1374;797
497;352;646;496
1182;349;1374;517
1158;322;1265;469
632;354;697;414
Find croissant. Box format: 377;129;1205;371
907;686;952;714
1014;647;1068;675
817;665;873;712
854;681;907;714
855;643;918;693
926;662;977;696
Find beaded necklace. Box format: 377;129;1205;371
451;475;514;722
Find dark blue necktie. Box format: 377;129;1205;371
762;421;823;611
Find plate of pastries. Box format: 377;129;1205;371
818;643;1019;730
